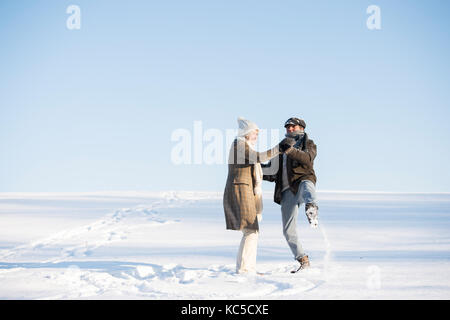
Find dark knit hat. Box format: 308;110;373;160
284;117;306;129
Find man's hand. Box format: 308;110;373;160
279;137;296;153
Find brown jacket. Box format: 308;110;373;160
263;134;317;204
223;138;280;231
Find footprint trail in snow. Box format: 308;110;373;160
0;202;181;262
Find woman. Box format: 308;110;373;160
223;117;281;274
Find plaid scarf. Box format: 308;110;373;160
285;131;306;150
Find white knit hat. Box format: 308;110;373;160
237;117;259;137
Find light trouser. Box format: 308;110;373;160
280;180;318;260
236;214;262;274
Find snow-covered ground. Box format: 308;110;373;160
0;190;449;299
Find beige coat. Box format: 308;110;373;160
223;138;279;231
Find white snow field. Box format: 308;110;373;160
0;190;449;300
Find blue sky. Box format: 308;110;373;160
1;0;449;192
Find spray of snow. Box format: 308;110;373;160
319;223;332;282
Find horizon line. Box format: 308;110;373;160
0;190;450;195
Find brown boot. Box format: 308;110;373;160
299;255;310;268
291;255;310;273
305;203;319;228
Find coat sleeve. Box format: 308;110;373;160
284;139;317;166
233;139;280;165
262;161;277;182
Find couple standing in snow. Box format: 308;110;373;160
223;117;319;274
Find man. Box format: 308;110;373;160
262;117;319;273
